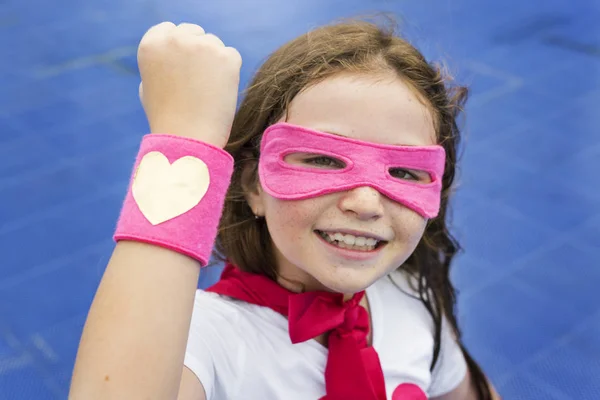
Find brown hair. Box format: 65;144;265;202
214;18;494;399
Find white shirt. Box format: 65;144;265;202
184;271;467;399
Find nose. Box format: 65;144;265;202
338;186;385;221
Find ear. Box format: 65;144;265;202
240;154;266;217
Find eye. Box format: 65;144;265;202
389;168;430;182
303;156;346;169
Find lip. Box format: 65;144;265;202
317;229;387;242
314;231;385;261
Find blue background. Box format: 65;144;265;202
0;0;599;398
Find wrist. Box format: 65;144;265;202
114;134;234;266
149;118;230;148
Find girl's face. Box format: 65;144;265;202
245;72;437;294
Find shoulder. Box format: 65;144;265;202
369;270;436;351
191;289;253;321
185;290;254;363
189;289;286;339
370;271;467;397
185;290;289;399
370;270;434;328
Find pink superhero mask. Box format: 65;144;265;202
258;123;446;219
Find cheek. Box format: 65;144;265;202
263;198;327;266
263;197;323;236
393;208;428;245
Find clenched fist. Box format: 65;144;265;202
137;22;242;148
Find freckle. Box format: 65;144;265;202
105;375;110;382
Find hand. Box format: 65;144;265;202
137;22;242;148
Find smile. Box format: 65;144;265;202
314;230;387;260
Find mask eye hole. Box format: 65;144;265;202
388;168;432;183
284;153;347;169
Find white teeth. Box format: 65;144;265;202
325;232;378;246
318;231;381;251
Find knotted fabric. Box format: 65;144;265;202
207;263;387;399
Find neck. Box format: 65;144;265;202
276;274;356;301
274;251;358;301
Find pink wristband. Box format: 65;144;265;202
114;134;234;266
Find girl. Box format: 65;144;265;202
69;19;501;400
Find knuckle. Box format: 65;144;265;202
139;22;175;49
177;22;206;33
204;33;225;47
226;47;242;67
157;21;176;29
137;38;156;56
146;21;175;37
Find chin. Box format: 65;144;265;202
313;269;381;294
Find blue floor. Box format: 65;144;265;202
0;0;599;399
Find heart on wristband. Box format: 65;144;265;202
132;151;210;225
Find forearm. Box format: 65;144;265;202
69;241;200;400
70;20;240;400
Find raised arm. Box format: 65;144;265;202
69;22;241;400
